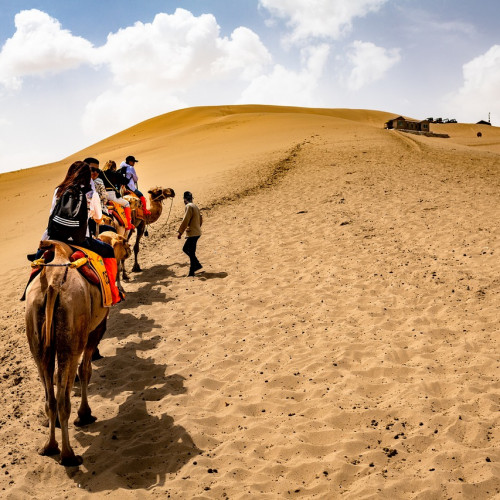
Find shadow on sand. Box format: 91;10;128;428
198;271;228;280
69;336;200;491
64;264;201;491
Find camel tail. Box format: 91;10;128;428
42;284;60;349
39;241;71;349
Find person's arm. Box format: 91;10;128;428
129;166;138;183
95;180;108;203
90;191;103;223
49;188;58;214
177;205;193;237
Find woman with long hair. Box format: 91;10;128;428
33;161;123;304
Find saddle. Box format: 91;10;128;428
106;201;127;227
70;246;113;307
122;190;144;220
22;246;112;307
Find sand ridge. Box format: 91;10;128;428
0;106;499;498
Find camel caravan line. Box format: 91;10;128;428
23;158;176;466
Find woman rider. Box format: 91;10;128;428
40;161;123;304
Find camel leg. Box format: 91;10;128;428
27;315;60;456
121;259;130;282
75;318;107;427
131;226;143;272
38;359;60;456
56;358;83;466
116;259;128;289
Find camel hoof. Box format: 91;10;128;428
131;265;141;272
39;444;60;456
74;414;97;427
60;454;83;467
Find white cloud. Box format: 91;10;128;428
345;40;400;90
96;9;271;87
0;9;95;89
446;45;500;122
259;0;387;44
238;44;329;106
80;8;273;138
214;27;272;80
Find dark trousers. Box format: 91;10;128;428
42;231;114;259
82;236;115;258
88;218;116;236
183;236;201;273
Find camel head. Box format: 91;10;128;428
148;187;175;203
97;231;132;261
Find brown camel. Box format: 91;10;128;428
124;187;175;273
25;240;109;466
97;230;132;292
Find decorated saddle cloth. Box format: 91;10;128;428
70;246;113;307
122;190;144;220
21;246;112;307
106;200;127;226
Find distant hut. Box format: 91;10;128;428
384;116;407;130
476;120;491;126
384;116;430;132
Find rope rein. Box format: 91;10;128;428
143;195;174;235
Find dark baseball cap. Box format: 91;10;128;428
126;155;138;163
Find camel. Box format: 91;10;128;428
97;230;132;292
102;187;175;278
124;187;175;273
25;240;109;466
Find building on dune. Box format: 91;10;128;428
384;116;430;132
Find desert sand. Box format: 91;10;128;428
0;105;499;499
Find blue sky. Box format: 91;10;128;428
0;0;499;173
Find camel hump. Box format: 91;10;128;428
41;240;74;263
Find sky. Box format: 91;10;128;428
0;0;499;174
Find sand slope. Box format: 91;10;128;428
0;106;499;499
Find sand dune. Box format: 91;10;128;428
0;106;499;498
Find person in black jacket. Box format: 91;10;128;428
29;161;123;305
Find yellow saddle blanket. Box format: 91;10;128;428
71;245;113;307
123;191;144;220
107;201;127;226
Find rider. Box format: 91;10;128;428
99;160;135;230
119;155;151;216
36;161;123;305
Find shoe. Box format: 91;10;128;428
192;263;203;272
27;253;37;262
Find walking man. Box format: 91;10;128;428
177;191;203;276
